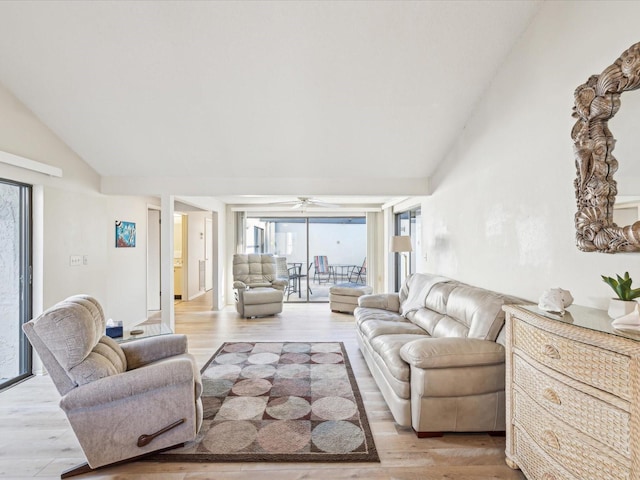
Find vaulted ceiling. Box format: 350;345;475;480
0;1;541;207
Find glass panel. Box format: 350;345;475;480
0;180;31;389
395;208;421;291
244;216;366;302
245;217;309;302
308;217;366;302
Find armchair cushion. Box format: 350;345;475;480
68;336;126;385
60;356;197;411
31;295;108;370
233;254;278;286
120;334;188;370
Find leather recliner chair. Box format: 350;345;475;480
232;253;287;318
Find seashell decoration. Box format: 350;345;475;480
538;288;574;314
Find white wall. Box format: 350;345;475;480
106;195;160;326
422;1;640;309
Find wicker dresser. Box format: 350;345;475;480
503;304;640;480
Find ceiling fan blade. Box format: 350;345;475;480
309;200;339;208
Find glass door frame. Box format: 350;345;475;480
0;178;32;390
394;208;421;292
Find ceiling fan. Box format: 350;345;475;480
270;197;339;209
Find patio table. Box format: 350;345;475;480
329;264;356;283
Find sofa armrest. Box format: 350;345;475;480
233;280;247;289
357;293;400;312
60;357;195;411
271;279;287;290
399;337;505;369
121;334;188;370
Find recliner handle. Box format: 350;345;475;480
137;418;186;447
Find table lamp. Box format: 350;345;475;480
390;235;413;280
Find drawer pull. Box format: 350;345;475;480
542;344;561;359
542;388;561;405
542;430;560;450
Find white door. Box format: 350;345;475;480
205;217;213;291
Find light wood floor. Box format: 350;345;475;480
0;293;525;479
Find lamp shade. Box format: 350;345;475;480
390;235;412;253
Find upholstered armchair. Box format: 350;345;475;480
22;295;203;477
232;253;286;318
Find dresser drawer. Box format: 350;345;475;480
514;390;629;480
513;427;579;480
513;354;630;457
513;319;631;400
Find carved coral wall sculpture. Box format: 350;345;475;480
572;42;640;253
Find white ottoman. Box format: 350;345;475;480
329;283;373;314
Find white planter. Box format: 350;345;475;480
608;299;638;319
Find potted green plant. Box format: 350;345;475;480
602;272;640;318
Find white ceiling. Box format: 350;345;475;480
0;0;541;207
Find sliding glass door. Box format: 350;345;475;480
0;179;32;389
244;216;366;302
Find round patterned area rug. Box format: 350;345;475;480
147;341;379;463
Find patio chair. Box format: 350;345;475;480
349;258;367;284
313;255;331;284
275;256;299;300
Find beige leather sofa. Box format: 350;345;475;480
355;273;527;437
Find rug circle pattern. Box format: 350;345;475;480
148;341;379;463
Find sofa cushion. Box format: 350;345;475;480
407;307;445;334
355;306;406;328
399;274;451;317
423;281;459;315
370;334;427;383
360;319;428;342
432;286;516;340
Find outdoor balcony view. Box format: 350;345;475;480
244;216;367;303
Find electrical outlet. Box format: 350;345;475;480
69;255;82;266
83;255;89;265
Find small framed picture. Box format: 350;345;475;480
115;220;136;248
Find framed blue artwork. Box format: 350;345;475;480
115;220;136;248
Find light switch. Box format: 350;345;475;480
83;255;88;265
69;255;82;266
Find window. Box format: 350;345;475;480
0;178;32;389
